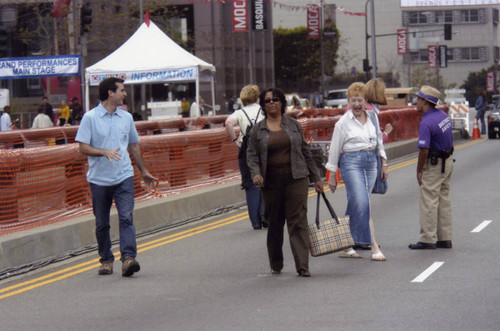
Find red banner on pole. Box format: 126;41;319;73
397;29;407;55
428;45;437;69
233;0;248;33
307;4;321;40
52;0;71;18
487;71;495;92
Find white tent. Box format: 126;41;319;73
84;20;216;113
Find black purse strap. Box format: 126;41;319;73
315;192;340;229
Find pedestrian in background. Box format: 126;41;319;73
38;96;54;125
0;105;19;131
474;88;487;135
190;97;205;117
365;78;393;143
180;97;190;117
70;97;83;125
247;87;323;277
409;86;454;250
326;82;387;261
225;85;266;229
32;107;54;129
76;77;157;276
58;99;70;126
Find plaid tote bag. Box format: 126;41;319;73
308;192;354;257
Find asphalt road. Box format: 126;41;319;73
0;138;498;331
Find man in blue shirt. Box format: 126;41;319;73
409;86;454;250
76;78;157;276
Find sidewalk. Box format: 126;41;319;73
0;132;462;272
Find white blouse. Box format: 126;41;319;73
325;109;387;173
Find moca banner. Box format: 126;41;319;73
486;71;495;92
307;4;320;40
88;67;198;86
428;45;437;69
233;0;248;33
0;55;80;79
401;0;500;7
397;29;408;55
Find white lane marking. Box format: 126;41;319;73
412;262;445;283
471;220;492;233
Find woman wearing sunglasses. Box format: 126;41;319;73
246;87;323;277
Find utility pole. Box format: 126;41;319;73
369;0;377;78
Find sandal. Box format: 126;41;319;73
371;251;386;261
338;248;362;259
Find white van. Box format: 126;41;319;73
325;89;348;108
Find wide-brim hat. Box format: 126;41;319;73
413;85;441;105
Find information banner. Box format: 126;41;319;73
307;4;321;40
233;0;248;33
0;55;80;79
88;67;198;86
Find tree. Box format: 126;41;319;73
273;26;339;91
410;65;455;91
460;66;496;105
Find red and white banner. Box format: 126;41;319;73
397;29;407;55
307;4;320;40
427;45;437;69
487;71;495;92
232;0;248;33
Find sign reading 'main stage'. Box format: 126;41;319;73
0;55;80;79
401;0;500;6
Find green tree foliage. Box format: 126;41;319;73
460;66;496;105
274;27;338;91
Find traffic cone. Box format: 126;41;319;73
471;116;481;139
336;169;343;184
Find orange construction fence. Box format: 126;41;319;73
0;107;423;235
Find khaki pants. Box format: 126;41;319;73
419;157;453;243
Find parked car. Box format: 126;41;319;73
384;87;416;107
325;89;348;108
488;94;500;139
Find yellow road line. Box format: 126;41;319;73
0;137;485;300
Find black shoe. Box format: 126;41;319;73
409;242;437;250
436;240;452;248
253;225;262;230
353;243;371;250
271;269;281;275
298;270;311;277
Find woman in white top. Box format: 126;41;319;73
325;82;388;261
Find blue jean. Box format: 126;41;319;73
90;176;137;263
238;157;264;228
340;150;377;245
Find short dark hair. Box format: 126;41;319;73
99;77;124;101
259;87;287;116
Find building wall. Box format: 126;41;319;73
273;0;500;90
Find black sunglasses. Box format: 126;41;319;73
264;97;280;104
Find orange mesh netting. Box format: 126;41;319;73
0;108;422;235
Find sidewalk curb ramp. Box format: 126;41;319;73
0;131;463;272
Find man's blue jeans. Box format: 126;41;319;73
340;150;377;244
90;176;137;263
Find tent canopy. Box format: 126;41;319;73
86;20;215;86
84;20;216;113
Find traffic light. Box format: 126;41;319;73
0;26;8;57
444;24;452;40
363;59;371;73
80;4;92;35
